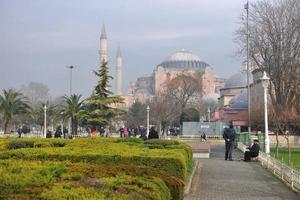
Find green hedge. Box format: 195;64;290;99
0;138;191;180
144;139;193;173
0;138;192;200
0;159;172;200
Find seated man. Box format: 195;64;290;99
244;139;260;161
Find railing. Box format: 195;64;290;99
238;142;300;193
259;151;300;192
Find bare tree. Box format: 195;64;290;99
236;0;300;155
20;82;50;108
160;72;204;133
149;94;179;135
164;73;201;113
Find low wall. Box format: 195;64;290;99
182;121;229;136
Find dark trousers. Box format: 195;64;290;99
244;151;258;161
225;141;234;160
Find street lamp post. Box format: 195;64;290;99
66;66;75;135
260;71;270;154
244;1;251;135
43;104;47;138
207;107;211;122
146;106;150;139
61;112;64;137
66;66;75;95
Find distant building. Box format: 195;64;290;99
212;71;249;131
212;69;268;132
98;26;227;108
125;49;226;106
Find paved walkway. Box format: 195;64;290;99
185;143;300;200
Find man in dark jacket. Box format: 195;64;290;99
148;127;159;139
244;139;260;161
223;124;236;161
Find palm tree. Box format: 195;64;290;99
62;94;84;135
0;89;31;134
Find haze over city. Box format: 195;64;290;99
0;0;246;98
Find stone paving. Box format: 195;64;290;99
185;143;300;200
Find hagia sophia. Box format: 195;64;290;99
99;25;266;132
126;48;227;104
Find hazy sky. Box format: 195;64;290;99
0;0;248;98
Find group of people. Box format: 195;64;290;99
46;126;72;139
223;124;260;161
119;127;144;138
118;127;159;140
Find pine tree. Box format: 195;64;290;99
80;61;124;129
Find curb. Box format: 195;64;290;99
184;159;200;195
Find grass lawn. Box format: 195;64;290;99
270;147;300;170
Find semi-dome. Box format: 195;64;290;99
158;49;209;69
228;89;248;109
223;72;248;89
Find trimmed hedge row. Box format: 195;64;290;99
0;138;193;200
68;163;184;200
0;138;190;180
0;151;186;180
0;159;172;200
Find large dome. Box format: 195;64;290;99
165;48;201;61
158;49;209;69
223;72;248;89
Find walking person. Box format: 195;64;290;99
223;124;236;161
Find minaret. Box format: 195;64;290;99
116;45;123;95
99;24;108;64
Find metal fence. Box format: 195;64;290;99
238;142;300;193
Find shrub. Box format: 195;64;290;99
144;139;193;173
51;140;66;147
21;125;31;134
0;138;192;200
0;160;172;200
7;141;34;149
0;140;190;180
69;163;184;200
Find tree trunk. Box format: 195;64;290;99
4;118;11;134
275;132;279;158
71;117;78;135
158;121;162;137
287;133;291;166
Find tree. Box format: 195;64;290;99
125;101;146;128
200;97;218;121
0;89;31;134
163;72;203;130
148;94;179;135
235;0;300;155
180;108;200;123
165;73;199;111
20;82;50;108
236;0;300;115
80;62;125;129
62;94;84;135
31;102;57;133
